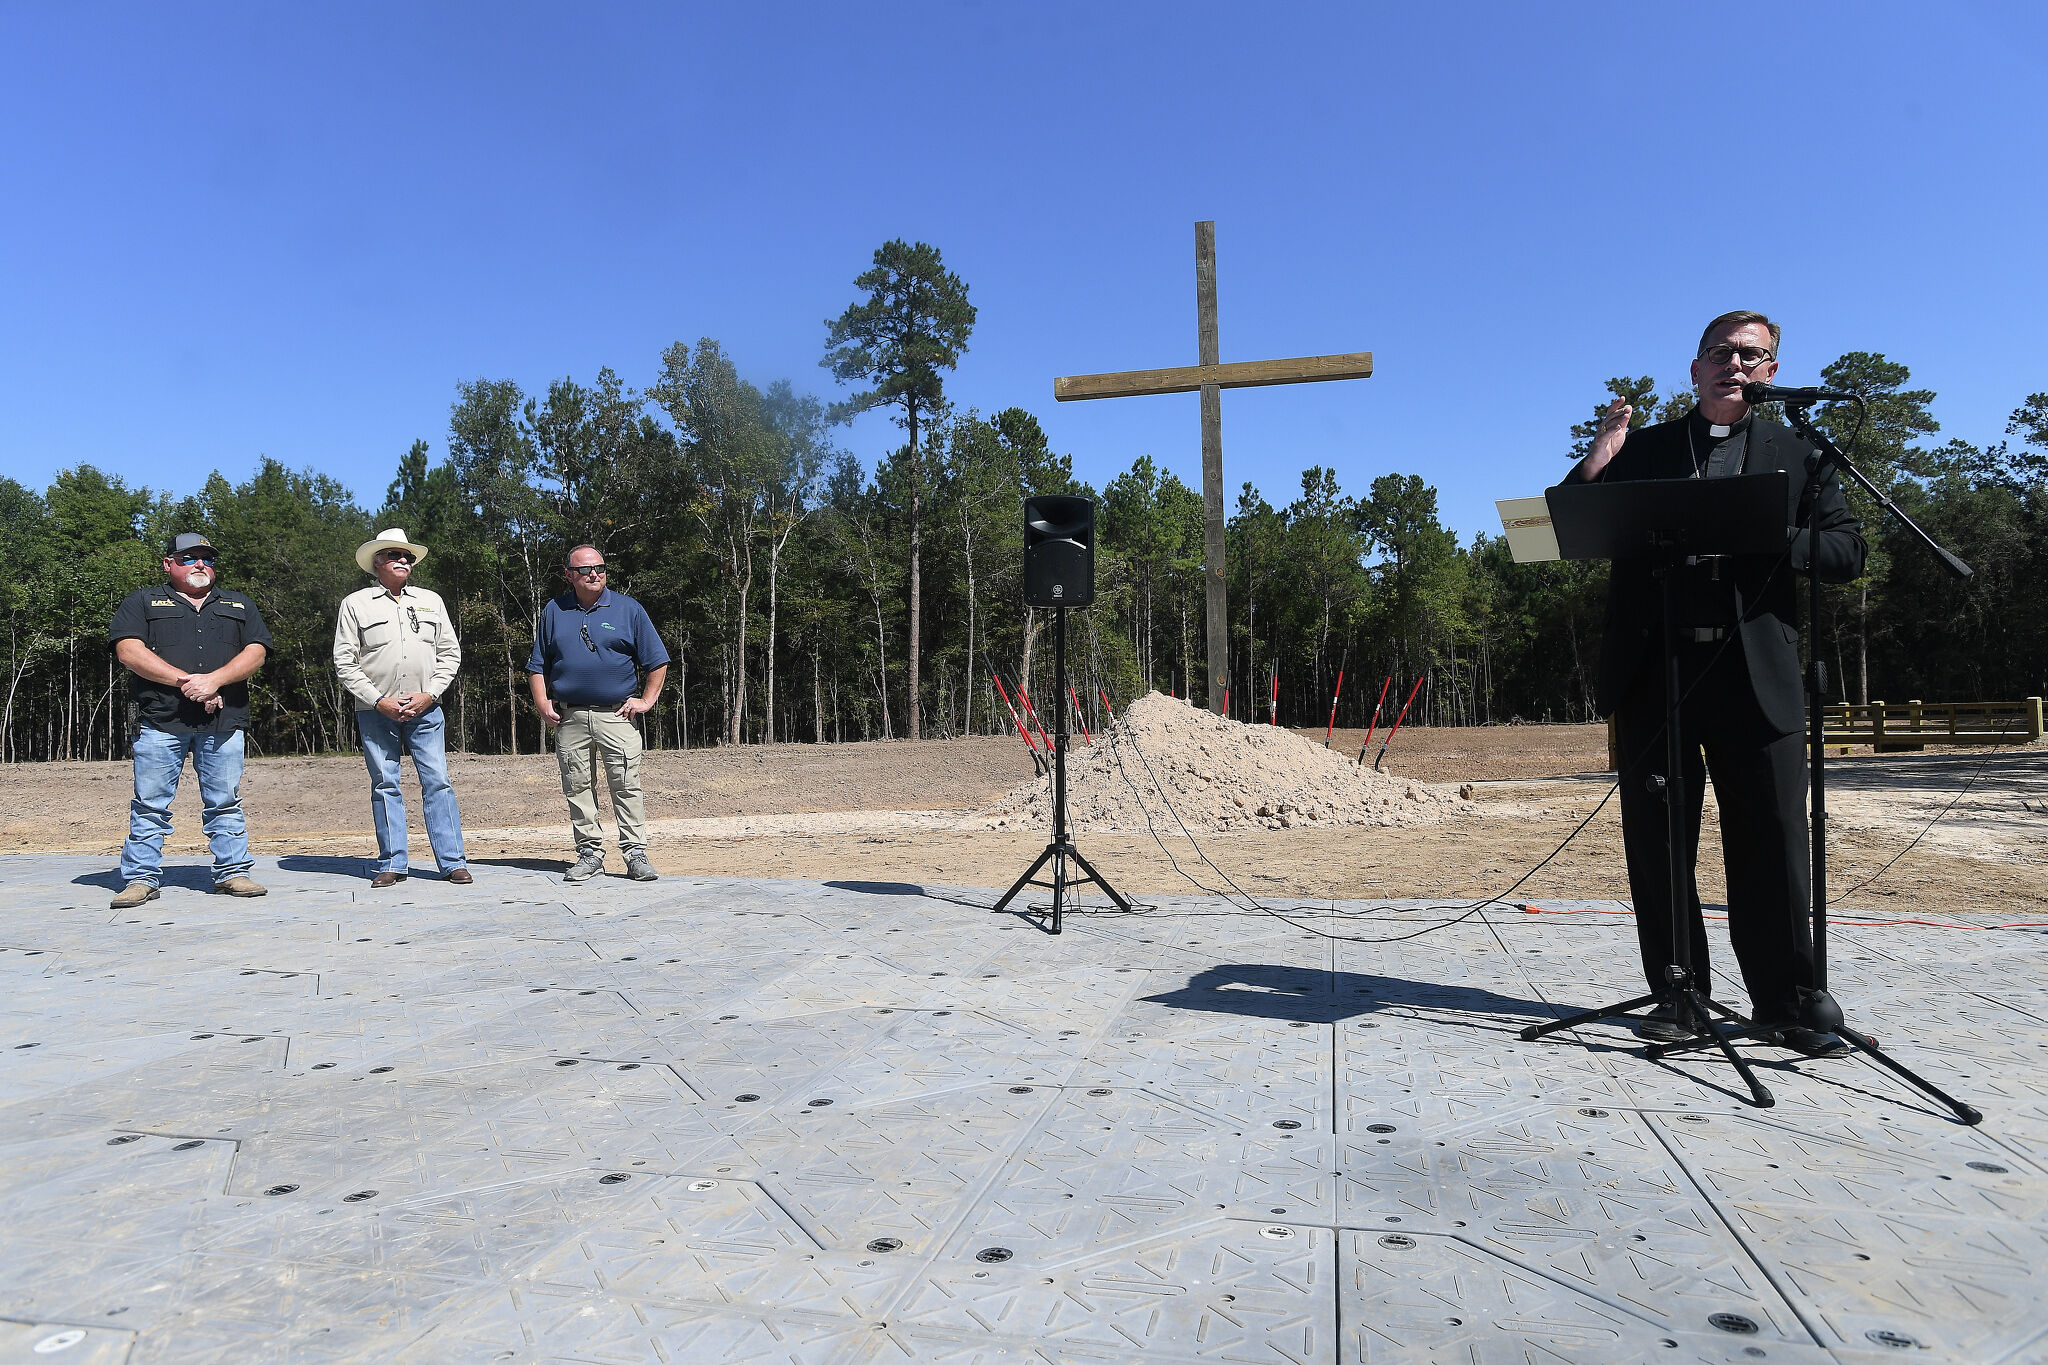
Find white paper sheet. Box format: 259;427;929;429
1495;496;1559;563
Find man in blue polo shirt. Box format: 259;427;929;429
526;544;670;883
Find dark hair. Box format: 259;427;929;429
1698;310;1781;358
564;544;601;568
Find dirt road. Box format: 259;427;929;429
8;722;2042;917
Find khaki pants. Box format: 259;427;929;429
556;707;646;855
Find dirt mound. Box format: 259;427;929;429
981;691;1470;833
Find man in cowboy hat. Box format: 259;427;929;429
334;528;470;887
106;531;275;907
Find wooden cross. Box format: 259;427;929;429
1054;220;1373;713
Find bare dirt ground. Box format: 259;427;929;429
9;718;2044;917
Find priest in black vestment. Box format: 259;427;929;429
1553;310;1867;1056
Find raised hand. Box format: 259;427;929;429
1584;398;1632;478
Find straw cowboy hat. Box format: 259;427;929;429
355;528;431;574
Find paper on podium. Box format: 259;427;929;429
1496;496;1559;563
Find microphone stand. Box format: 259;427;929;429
1649;398;1982;1125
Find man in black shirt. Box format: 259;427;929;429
106;532;275;907
1556;311;1867;1056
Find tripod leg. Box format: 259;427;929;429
1685;989;1775;1108
1648;998;1762;1057
992;844;1057;915
1520;991;1661;1042
1050;847;1065;935
1837;1026;1983;1125
1065;846;1133;913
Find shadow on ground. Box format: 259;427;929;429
72;865;215;893
1144;963;1557;1027
465;856;567;874
277;855;371;879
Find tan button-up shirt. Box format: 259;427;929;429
333;583;461;711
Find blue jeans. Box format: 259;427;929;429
357;705;467;875
119;726;253;887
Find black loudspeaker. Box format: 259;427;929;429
1023;495;1094;607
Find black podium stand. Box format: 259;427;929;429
1519;472;1791;1108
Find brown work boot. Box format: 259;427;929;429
109;882;160;910
371;871;406;888
211;876;269;898
444;868;473;885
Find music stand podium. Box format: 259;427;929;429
1519;472;1790;1108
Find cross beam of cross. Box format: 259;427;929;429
1054;221;1373;714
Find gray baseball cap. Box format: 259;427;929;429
165;532;219;558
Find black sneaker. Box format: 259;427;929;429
1634;1005;1698;1043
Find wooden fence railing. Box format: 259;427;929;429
1603;697;2042;768
1822;698;2044;750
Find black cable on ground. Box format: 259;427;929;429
1072;544;1797;942
1053;540;1992;935
1827;737;2016;906
1097;712;1618;943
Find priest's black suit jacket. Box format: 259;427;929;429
1558;413;1867;733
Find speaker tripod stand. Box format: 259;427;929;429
991;604;1130;934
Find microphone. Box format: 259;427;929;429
1742;381;1858;406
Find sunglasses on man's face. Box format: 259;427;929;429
569;564;608;578
378;552;415;566
173;554;217;567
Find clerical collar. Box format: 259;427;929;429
1684;406;1755;479
1691;408;1751;440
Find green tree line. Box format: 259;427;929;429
5;243;2043;762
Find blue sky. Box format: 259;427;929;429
4;3;2043;543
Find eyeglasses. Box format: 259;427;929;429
406;605;421;634
1698;343;1775;368
173;554;217;567
569;564;608;578
378;552;415;565
579;622;599;652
